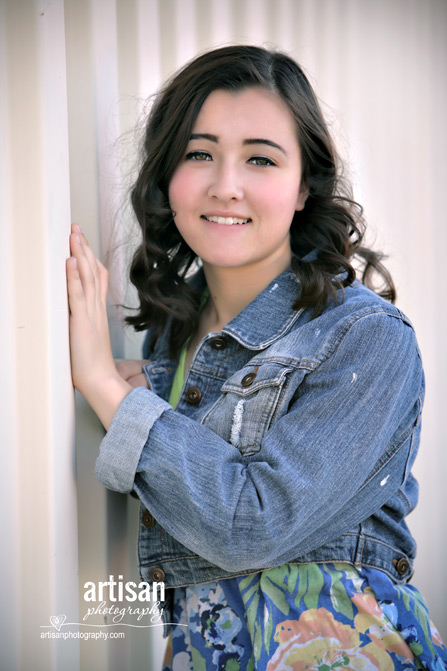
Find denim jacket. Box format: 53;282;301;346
95;268;424;603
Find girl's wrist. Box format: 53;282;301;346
80;373;133;431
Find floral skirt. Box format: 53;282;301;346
162;563;447;671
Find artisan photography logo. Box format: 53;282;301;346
83;574;165;624
40;575;170;639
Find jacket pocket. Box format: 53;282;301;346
202;363;294;456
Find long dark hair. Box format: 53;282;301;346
126;45;395;356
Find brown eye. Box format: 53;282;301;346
186;151;212;161
248;156;275;167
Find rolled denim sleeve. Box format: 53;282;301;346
95;312;423;572
94;389;172;492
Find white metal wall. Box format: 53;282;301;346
1;0;446;669
0;1;79;670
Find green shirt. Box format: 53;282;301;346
168;346;187;409
168;287;210;409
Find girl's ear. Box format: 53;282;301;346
295;182;309;212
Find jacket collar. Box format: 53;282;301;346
188;250;318;350
144;264;306;391
221;268;304;350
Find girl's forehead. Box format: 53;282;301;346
192;87;298;138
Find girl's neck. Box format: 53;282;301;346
202;256;291;330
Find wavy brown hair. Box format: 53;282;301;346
126;45;395;356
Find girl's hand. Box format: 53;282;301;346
66;223;132;429
116;359;150;389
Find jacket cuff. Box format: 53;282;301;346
94;386;171;493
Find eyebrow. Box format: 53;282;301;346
190;133;287;156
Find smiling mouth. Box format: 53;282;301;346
201;215;252;225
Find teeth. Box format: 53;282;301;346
204;215;250;225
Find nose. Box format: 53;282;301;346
207;161;244;202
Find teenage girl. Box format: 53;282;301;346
66;46;447;670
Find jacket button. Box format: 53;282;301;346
142;510;155;528
185;386;202;404
210;337;227;350
241;372;256;387
149;567;165;582
395;557;410;576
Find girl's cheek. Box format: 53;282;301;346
256;181;293;212
169;168;197;206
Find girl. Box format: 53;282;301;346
66;46;447;670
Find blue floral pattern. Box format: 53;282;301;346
161;563;447;671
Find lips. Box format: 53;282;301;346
201;215;252;225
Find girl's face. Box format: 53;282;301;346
169;87;307;274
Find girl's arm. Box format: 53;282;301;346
116;360;150;389
66;224;134;429
95;308;423;572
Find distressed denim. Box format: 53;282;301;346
95;268;424;599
